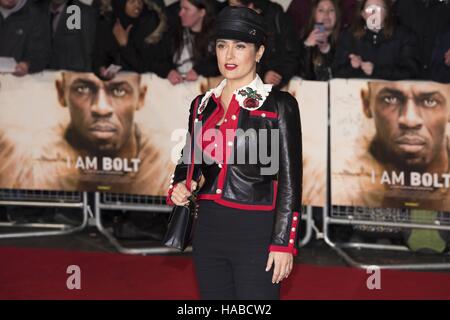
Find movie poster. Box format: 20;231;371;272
0;72;326;202
331;79;450;211
288;78;328;207
0;71;206;196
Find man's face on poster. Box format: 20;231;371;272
362;82;450;170
56;72;147;154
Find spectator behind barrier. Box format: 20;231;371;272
159;0;220;86
297;0;341;81
431;25;450;84
93;0;168;78
228;0;300;88
287;0;358;36
393;0;450;80
166;0;225;27
38;0;98;72
333;0;420;80
0;0;51;76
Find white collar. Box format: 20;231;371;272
198;75;272;114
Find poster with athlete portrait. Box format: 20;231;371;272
0;72;326;202
331;79;450;211
0;71;208;196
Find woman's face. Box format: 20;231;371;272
315;0;337;32
179;0;205;30
216;39;264;83
361;0;387;30
125;0;143;18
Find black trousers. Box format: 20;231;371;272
192;200;280;300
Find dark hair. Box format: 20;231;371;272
302;0;341;66
303;0;341;44
234;0;270;12
173;0;216;61
351;0;395;39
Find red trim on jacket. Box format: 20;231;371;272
196;95;278;211
269;245;298;256
269;211;300;256
249;110;278;119
197;180;278;211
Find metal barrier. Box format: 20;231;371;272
0;189;89;238
299;205;314;248
323;204;450;270
95;191;314;255
94;192;179;255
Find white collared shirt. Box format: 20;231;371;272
198;75;272;114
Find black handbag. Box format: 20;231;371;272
162;189;198;251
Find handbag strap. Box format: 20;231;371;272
185;96;201;192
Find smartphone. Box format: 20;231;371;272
314;23;325;33
314;23;326;45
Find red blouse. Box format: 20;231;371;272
196;94;241;165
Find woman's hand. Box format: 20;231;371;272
361;61;374;76
444;48;450;66
349;54;362;69
185;69;199;81
13;62;29;77
113;19;133;47
264;70;282;86
266;251;294;284
167;69;184;85
304;28;325;47
170;180;198;206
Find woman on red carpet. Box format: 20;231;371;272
167;6;303;300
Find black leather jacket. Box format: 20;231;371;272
167;89;303;255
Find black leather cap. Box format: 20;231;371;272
213;6;267;45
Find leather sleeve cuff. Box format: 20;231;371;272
269;245;298;256
269;211;300;256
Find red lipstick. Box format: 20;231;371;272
225;64;237;71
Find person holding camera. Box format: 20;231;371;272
297;0;341;81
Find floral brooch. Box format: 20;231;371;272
238;87;263;110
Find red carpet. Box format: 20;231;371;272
0;247;449;300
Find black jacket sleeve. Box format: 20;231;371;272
372;28;420;80
297;42;315;80
260;8;300;87
117;42;147;73
431;29;450;83
332;29;366;78
93;18;114;73
298;35;335;81
166;95;203;204
25;5;51;73
192;46;220;77
270;91;302;255
147;29;176;78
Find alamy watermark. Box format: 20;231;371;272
366;265;381;290
170;127;280;176
66;265;81;290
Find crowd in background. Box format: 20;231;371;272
1;0;450;249
0;0;449;84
